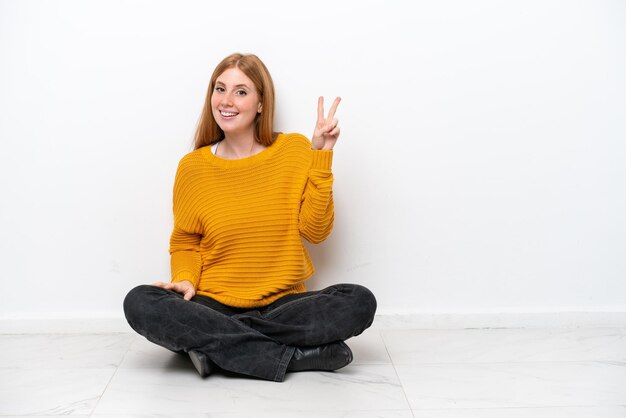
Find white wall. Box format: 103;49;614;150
1;0;625;324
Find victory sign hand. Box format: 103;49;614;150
311;96;341;151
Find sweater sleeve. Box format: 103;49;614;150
298;149;335;243
169;158;203;287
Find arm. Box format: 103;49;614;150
299;96;341;243
299;150;335;243
169;226;202;287
156;229;200;301
168;158;203;289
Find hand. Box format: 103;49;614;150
152;280;196;301
311;96;341;151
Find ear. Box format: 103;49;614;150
257;102;262;113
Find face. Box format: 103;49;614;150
211;67;262;138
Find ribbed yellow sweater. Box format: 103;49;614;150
169;132;334;308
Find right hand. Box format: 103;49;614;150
152;280;196;301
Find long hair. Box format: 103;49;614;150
193;53;276;150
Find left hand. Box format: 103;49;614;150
151;280;196;301
311;96;341;151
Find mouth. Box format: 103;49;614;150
219;110;239;118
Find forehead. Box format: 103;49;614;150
216;67;254;87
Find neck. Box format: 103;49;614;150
219;131;264;159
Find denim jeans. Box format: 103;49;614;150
123;283;377;382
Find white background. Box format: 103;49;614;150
1;0;625;322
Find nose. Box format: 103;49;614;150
220;91;234;107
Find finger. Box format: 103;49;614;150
326;97;341;121
183;290;193;301
328;126;340;137
151;281;165;288
322;118;338;133
161;283;174;292
317;96;324;123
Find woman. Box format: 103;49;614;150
123;53;376;382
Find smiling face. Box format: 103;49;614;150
211;66;263;139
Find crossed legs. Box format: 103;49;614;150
123;283;376;382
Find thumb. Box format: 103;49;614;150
183;288;194;301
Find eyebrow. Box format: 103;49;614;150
215;81;250;89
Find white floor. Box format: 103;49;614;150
1;325;626;417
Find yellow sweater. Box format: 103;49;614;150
169;132;334;308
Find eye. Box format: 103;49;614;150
214;86;225;93
236;90;247;96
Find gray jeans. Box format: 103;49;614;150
123;283;377;382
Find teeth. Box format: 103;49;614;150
221;111;237;117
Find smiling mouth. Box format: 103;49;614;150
220;110;238;117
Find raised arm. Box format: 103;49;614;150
299;97;341;243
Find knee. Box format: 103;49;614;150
336;284;377;327
353;284;377;326
123;284;157;324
